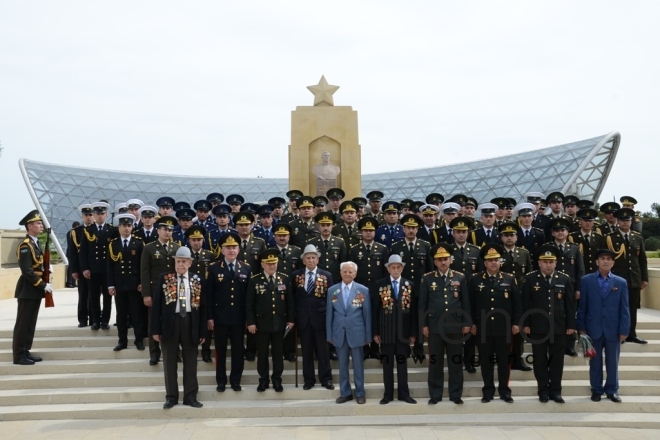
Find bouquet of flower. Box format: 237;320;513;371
578;333;597;362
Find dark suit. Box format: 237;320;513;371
532;214;550;237
79;223;117;326
292;268;334;386
151;271;205;404
66;225;89;325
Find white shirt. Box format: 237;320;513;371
521;227;532;234
29;234;40;249
175;272;191;314
306;268;317;286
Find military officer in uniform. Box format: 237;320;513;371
464;197;479;225
621;196;642;233
526;192;550;233
417;204;439;244
172;208;196;247
314;195;328;215
469;243;522;403
206;232;252;392
289;196;321;248
133;206;158;244
307;213;347;282
352;197;368;219
563;195;581;233
126;199;144;227
375;201;404;250
326;188;344;217
599;202;621;236
12;210;51;365
206;192;224;210
365;190;385;224
522;245;576;403
226;194;245;216
234;212;267;274
67;203;94;327
470;203;501;247
491;197;508;227
246;249;295;392
280;190;303;223
208;204;234;255
193;200;216;231
544;192;569;241
269;197;286;224
433;202;460;245
253;205;277;248
419;243;471;404
515;203;546;258
332;200;361;248
569;208;605;274
607;208;649;344
156;196;175;218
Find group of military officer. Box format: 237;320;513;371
38;187;647;404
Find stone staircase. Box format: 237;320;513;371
1;290;660;427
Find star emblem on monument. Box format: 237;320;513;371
307;75;339;106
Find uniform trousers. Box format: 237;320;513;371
147;304;161;359
566;299;580;350
530;333;566;397
428;333;463;400
628;287;641;338
161;313;198;403
201;329;213;358
590;335;621;395
77;278;89;325
88;273;111;325
380;340;411;400
245;330;256;358
464;333;478;368
256;330;284;384
12;298;41;362
336;337;366;398
114;289;145;345
477;334;512;398
214;324;245;386
299;324;332;386
283;329;296;357
510;332;526;365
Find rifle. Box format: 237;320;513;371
42;228;54;308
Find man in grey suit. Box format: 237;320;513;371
327;261;372;404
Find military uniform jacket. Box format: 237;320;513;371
416;225;436;245
132;227;158;245
469;271;522;337
237;235;267;275
291;268;333;331
450;243;483;279
106;237;143;291
390;239;433;289
189;248;215;280
279;212;299;224
15;236;46;300
522;271;575;335
599;222;618;236
140;240;181;298
206;260;251;326
66;226;84;274
375;223;405;250
349;241;389;291
373;276;417;343
469;227;502;248
272;244;302;276
607;230;648;288
500;246;532;288
568;217;581;234
364;211;385;226
246;272;295;333
418;270;470;335
151;271;205;344
208;227;234;257
550;242;585;291
516;227;546;256
79;224;117;274
544;214;570;241
289;219;320;249
306;235;347;282
253;226;277;248
568;231;606;273
532;213;550;232
332;222;361;249
172;226;212;250
431;226;453;246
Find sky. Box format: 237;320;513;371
1;0;659;228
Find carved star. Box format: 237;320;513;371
307;75;339;106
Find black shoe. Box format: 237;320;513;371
539;395;549;403
322;382;335;390
113;344;127;352
127;323;133;329
398;396;417;404
565;348;577;357
78;323;88;328
511;363;532;371
202;355;212;363
591;393;601;402
101;323;110;330
329;352;338;361
177;356;182;363
91;323;100;330
380;397;391;405
216;384;226;392
13;358;35;365
336;395;353;404
626;337;648;344
245;354;256;362
606;393;622;403
231;384;242;391
363;353;370;361
135;341;145;351
257;383;268;392
481;396;493;403
183;400;203;408
26;353;42;362
303;384;314;390
500;395;514;403
149;356;159;366
284;354;295;362
551;395;565;403
428;398;441;404
465;365;477;373
413;353;426;361
273;383;283;392
452;398;464;405
163;399;177;409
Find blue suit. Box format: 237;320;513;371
326;281;372;398
576;271;630;395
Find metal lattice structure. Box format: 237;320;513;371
20;131;620;261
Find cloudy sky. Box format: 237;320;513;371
1;1;658;228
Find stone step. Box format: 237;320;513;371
1;396;660;422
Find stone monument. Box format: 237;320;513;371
288;76;361;198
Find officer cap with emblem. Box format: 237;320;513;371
410;201;424;213
506;198;517;208
175;208;196;220
241;203;259;214
185;225;206;239
430;242;453;259
257;205;274;217
212;204;231;216
400;214;422;228
425;193;444;205
138;205;157;217
273;223;292;235
194;200;212;212
400;199;413;209
498;221;520;235
92;201;110;213
314;212;336;224
126;199;144;209
441;202;460;214
219;232;241;247
380;201;399;213
116;213;136;226
358;217;377;231
546;191;564;203
620;196;637;207
339;200;358;213
614;208;635;220
465;197;478;208
78;203;93;215
490;197;509;209
234;212;255;224
514;203;535;217
449;194;468;206
480;243;505;260
535;244;560;261
576;200;595;210
577;208;599;220
173;201;191;211
550;217;571;230
352;197;368;208
206;193;224;204
155;197;175;208
449;216;474;231
366;190;384;202
478;202;498;216
563;195;579;206
260;248;280;264
226;194;245;205
420;204;440;215
326;188;345;200
286;190;304;200
268;197;286;208
540;198;548;209
314;196;328;207
155;216;178;229
524;192;544;204
385;254;406;267
19;210;42;226
599;202;621;214
296;196;316;209
115;203;128;214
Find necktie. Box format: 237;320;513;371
194;252;199;262
242;240;248;251
486;230;491;238
178;276;187;317
559;244;563;253
265;230;270;241
268;276;275;288
449;229;453;236
145;230;150;238
585;234;590;246
545;275;551;285
282;248;286;259
509;250;514;259
441;274;446;284
343;285;350;307
366;244;371;253
228;262;235;277
624;234;630;246
324;240;329;251
390;227;394;236
393;280;399;300
98;224;103;233
525;230;529;239
348;226;353;235
460;246;464;258
123;239;128;252
306;271;315;293
409;242;414;254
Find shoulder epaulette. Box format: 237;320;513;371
349;243;359;249
423;271;435;276
452;270;464;276
277;271;289;278
557;270;569;278
251;273;262;279
289;244;301;251
417;238;430;245
21;238;31;245
631;231;641;236
533;227;543;232
527;270;538;276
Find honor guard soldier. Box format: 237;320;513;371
233;212;267;274
391;214;433;360
206;192;224;209
620;196;642;233
269;197;286;224
206;232;251;392
375;201;404;250
326;188;344;217
469;243;522;403
374;255;418;405
515;203;546;258
545;192;569;241
548;217;585;356
599;202;620;235
314;195;328;215
156;196;175;218
80;201;117;331
134;206;159;244
280;190;304;223
353;196;368;219
522;245;576;403
498;221;533;371
289;196;321;248
141;216;181;365
350;216;389;359
434;202;461;244
417;204;439;244
332;200;361;248
419;243;471;404
67;203;94;327
246;249;295;392
185;225;216;362
226;194;245;215
568;208;605;273
607;208;649;344
126;199;144;227
12;211;50;365
365;190;385;224
253;205;277;247
306;213;347;282
193;200;216;231
172;208;196;248
470;203;501;247
563;195;581;233
107;213;145;352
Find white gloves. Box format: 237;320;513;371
44;284;53;293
